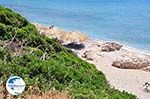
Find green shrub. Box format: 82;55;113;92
0;6;28;27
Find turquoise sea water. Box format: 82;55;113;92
1;0;150;51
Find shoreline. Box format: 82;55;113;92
34;22;150;55
91;38;150;56
34;23;150;99
34;22;150;70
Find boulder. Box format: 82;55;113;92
112;54;150;69
142;66;150;72
82;51;96;61
63;42;85;50
101;42;122;52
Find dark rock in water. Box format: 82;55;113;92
101;42;122;52
63;42;85;50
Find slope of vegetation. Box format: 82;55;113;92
0;6;136;99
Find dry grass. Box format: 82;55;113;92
25;91;70;99
0;85;5;99
0;85;70;99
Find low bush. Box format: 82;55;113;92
0;6;28;27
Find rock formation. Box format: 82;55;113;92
112;53;150;69
82;51;96;61
101;42;123;52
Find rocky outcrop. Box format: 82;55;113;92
63;42;85;50
142;66;150;72
82;51;96;61
112;53;150;69
101;42;122;52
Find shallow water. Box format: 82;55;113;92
1;0;150;51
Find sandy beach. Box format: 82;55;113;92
75;40;150;99
34;23;150;99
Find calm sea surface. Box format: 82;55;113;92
1;0;150;51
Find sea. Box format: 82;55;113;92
0;0;150;52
